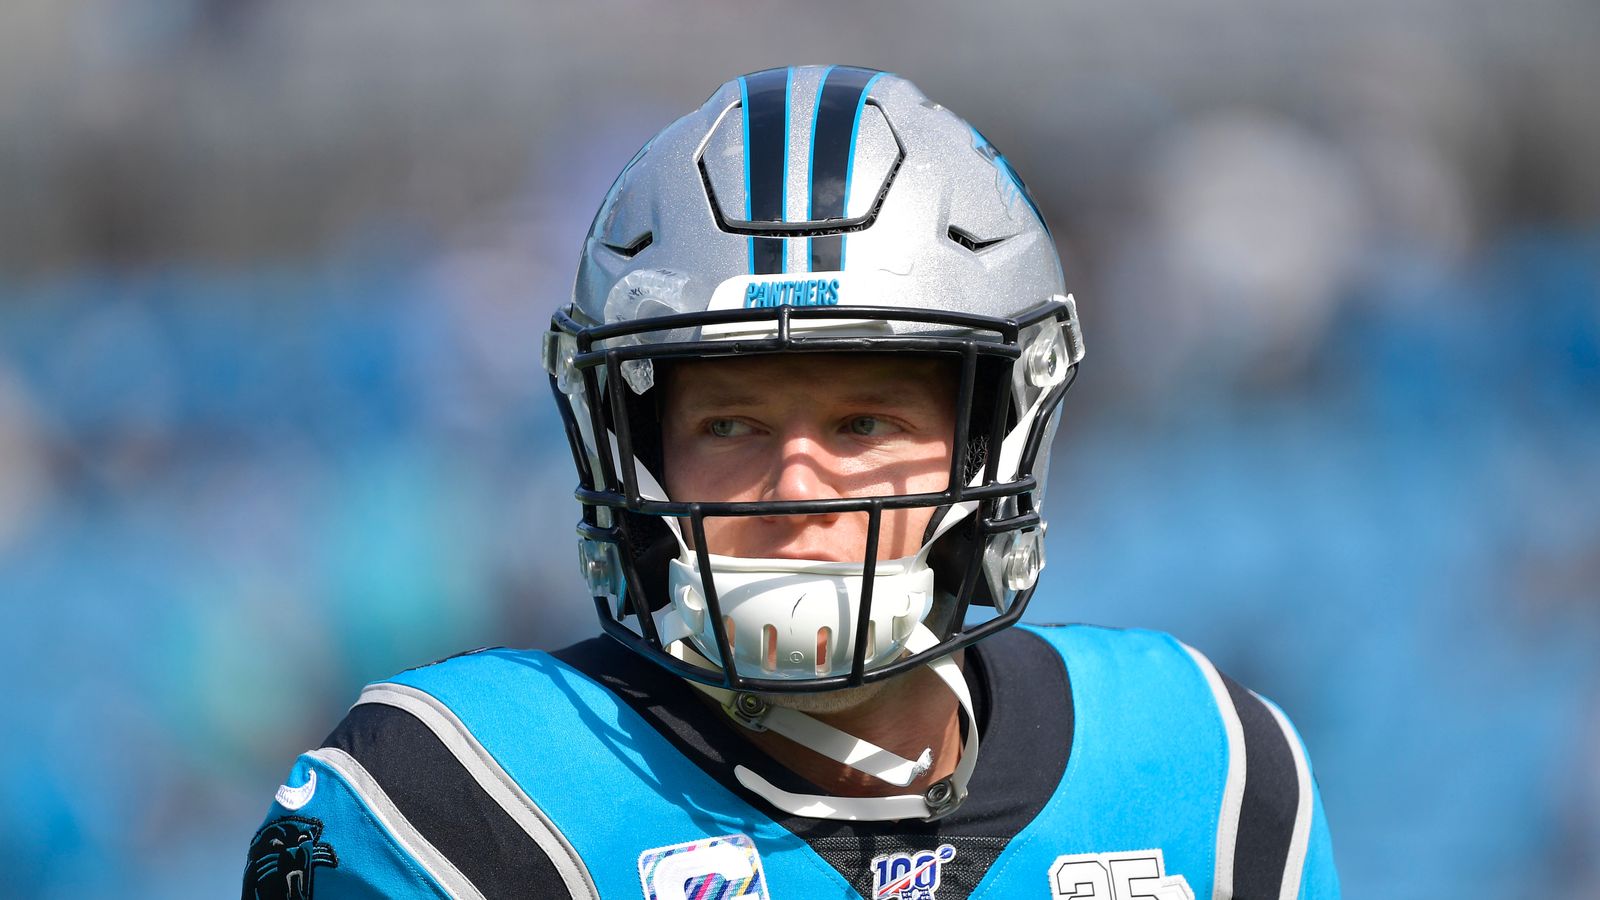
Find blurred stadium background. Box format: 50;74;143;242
2;0;1597;896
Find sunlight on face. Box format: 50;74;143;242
660;353;957;562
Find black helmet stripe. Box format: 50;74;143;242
807;66;883;272
739;67;791;274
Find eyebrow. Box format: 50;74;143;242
672;384;760;406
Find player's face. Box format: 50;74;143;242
660;353;957;563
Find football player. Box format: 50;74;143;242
244;66;1339;900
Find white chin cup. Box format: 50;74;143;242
666;553;935;680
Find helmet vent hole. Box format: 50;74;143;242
603;231;654;258
815;626;832;675
947;226;1004;253
761;624;778;673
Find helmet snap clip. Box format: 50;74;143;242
1025;312;1073;389
541;331;584;395
922;776;964;820
728;692;771;731
578;538;625;614
1002;528;1045;592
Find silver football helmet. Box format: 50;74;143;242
545;65;1083;695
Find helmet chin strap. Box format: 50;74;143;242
674;624;979;822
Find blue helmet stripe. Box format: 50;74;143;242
781;66;793;272
739;74;753;274
838;70;886;270
805;66;881;272
804;64;835;272
740;67;790;275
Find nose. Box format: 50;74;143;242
762;429;844;510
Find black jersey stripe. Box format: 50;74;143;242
1260;696;1316;898
807;66;881;272
305;746;486;898
740;67;790;274
321;701;567;896
1221;673;1301;898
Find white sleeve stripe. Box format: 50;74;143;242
1180;642;1247;900
358;683;600;900
1260;695;1313;900
308;747;485;900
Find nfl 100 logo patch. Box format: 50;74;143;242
637;833;770;900
870;843;957;900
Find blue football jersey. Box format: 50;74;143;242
243;625;1338;899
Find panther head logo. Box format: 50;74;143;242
243;815;339;900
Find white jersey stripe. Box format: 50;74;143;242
1180;643;1247;900
357;683;601;900
1261;696;1314;900
308;747;485;900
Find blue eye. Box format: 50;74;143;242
848;416;881;436
708;419;745;437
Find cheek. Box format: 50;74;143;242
878;505;939;559
659;425;705;499
846;442;954;493
662;439;764;505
